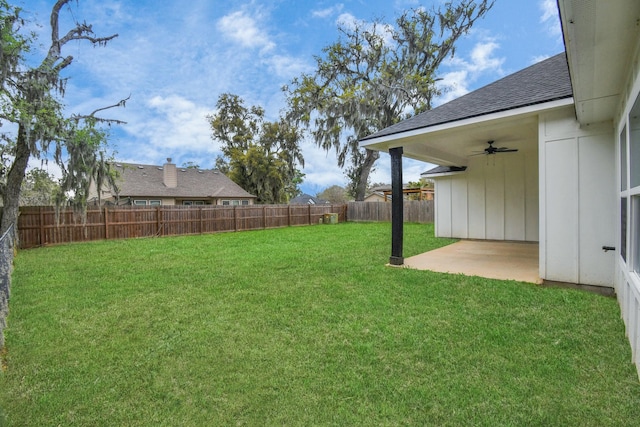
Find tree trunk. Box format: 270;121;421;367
354;149;380;201
0;126;31;237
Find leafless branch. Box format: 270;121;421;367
45;0;118;72
70;95;131;125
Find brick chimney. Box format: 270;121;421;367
163;158;177;188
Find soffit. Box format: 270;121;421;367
364;101;572;166
559;0;640;124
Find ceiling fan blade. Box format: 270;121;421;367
469;141;519;156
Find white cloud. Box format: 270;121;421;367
437;70;471;104
334;13;396;50
217;10;275;52
436;39;504;104
531;54;552;64
336;12;359;30
539;0;562;37
112;95;216;168
312;4;344;19
146;96;213;147
540;0;557;23
266;54;312;80
394;0;420;8
467;40;504;72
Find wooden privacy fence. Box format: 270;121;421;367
347;201;434;223
17;204;347;249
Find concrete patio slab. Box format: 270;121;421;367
402;240;541;284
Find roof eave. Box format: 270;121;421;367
558;0;640;125
360;97;574;151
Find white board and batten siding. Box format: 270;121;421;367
434;149;539;242
539;106;616;287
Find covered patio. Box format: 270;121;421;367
402;240;541;284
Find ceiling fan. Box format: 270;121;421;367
474;140;518;155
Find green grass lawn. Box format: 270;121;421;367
1;222;639;426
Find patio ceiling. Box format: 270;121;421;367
365;103;564;167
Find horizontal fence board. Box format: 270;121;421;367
17;204;348;249
346;201;434;223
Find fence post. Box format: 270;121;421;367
288;205;291;227
104;206;109;240
263;205;267;229
39;206;45;246
155;206;161;236
308;204;312;225
234;206;238;231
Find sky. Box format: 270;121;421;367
19;0;564;196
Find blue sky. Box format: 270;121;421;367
20;0;563;196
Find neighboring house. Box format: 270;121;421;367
361;1;640;372
89;158;257;206
364;192;386;203
290;194;330;205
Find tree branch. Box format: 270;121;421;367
70;94;131;125
45;0;118;72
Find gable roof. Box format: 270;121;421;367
421;165;467;176
361;52;572;142
290;193;330;205
112;162;256;199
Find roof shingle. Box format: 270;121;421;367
362;52;572;141
111;162;256;199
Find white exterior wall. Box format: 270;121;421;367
433;149;538;242
539;106;616;287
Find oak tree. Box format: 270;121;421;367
19;168;60;206
0;0;125;235
208;93;304;204
285;1;494;200
317;185;349;204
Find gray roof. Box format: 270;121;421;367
422;165;467;175
290;193;330;205
362;52;572;141
112;162;256;199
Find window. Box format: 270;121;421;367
133;200;147;206
625;91;640;272
222;200;230;206
149;200;161;206
241;200;249;206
